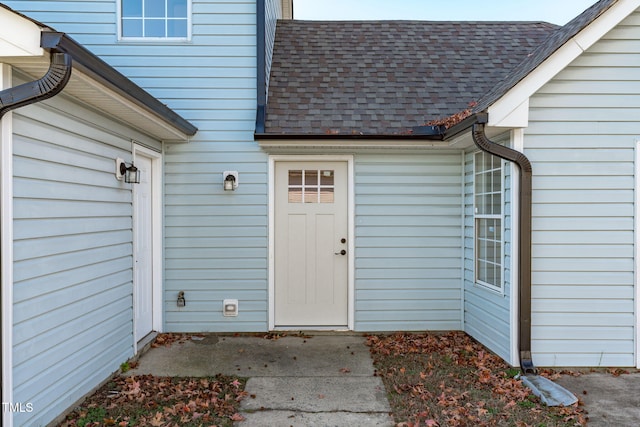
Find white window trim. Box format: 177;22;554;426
473;151;505;294
117;0;192;42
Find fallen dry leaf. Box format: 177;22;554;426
366;332;587;427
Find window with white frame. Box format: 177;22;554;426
120;0;190;39
474;151;503;291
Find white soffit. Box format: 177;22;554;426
488;0;640;127
8;58;191;142
0;8;191;142
69;69;192;142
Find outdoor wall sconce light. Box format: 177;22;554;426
115;157;140;184
177;291;186;307
222;171;238;191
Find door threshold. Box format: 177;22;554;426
272;326;350;332
135;331;158;355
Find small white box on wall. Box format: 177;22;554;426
223;299;238;316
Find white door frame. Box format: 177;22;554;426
133;144;163;350
268;155;355;330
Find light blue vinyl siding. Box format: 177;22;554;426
463;136;513;363
2;1;259;129
354;152;463;331
164;140;268;331
524;10;640;367
11;94;141;426
162;0;281;331
155;0;267;331
5;0;270;331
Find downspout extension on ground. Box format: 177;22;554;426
0;50;71;117
470;115;535;376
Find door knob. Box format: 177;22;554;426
334;249;346;255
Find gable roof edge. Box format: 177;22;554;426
483;0;639;127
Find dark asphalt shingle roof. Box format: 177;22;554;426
263;0;621;137
264;20;557;135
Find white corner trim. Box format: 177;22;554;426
459;151;466;330
489;0;640;127
1;63;14;427
267;155;355;331
510;128;524;367
635;139;640;369
268;158;276;330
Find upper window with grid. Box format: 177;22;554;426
120;0;190;40
474;151;502;217
474;151;503;291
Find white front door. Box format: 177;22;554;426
274;161;349;327
134;153;153;340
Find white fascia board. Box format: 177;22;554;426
489;0;640;128
488;40;583;127
574;0;640;50
0;7;43;57
258;138;452;151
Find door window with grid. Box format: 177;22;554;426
474;152;503;291
288;170;335;204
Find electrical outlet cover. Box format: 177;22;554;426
223;299;238;316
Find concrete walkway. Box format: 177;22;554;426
556;372;640;427
129;334;394;426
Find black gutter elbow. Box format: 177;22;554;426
472;119;535;376
0;51;72;118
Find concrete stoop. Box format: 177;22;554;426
129;334;395;426
240;410;393;427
